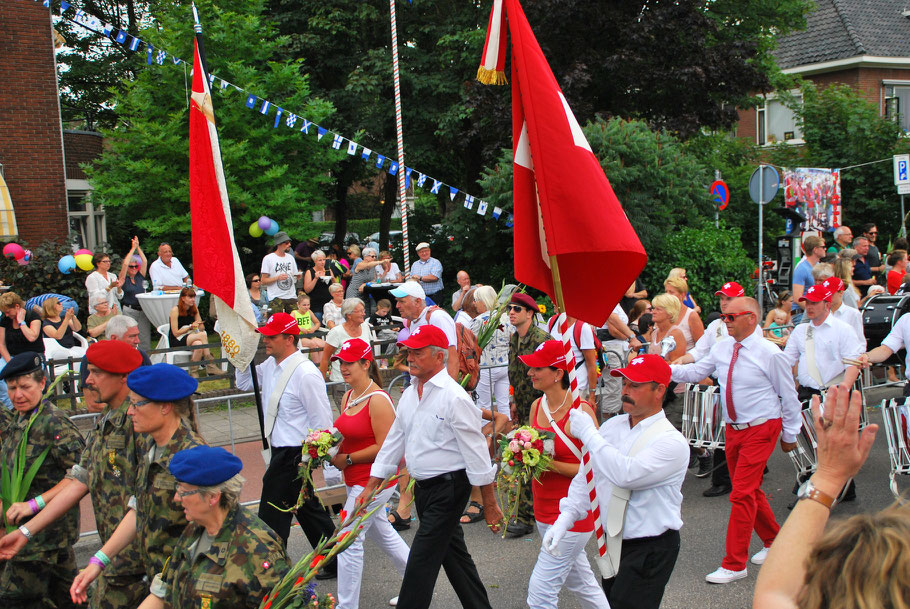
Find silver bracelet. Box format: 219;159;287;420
18;525;31;540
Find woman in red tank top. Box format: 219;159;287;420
518;340;609;609
328;338;410;609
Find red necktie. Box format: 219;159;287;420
725;342;742;422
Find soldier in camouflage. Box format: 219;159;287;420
0;341;147;609
70;363;206;604
0;353;85;609
506;293;551;537
143;446;289;609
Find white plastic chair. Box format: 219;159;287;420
43;333;89;393
153;324;193;367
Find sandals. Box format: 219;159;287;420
388;510;411;531
459;501;485;524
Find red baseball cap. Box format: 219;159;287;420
799;285;832;303
518;340;570;370
822;277;845;293
86;340;143;374
398;324;448;350
256;312;300;336
331;338;373;362
715;281;745;297
610;354;671;386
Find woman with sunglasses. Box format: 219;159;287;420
70;363;206;605
246;273;268;324
168;288;219;377
649;294;686;362
328;338;410;609
138;446;289;609
118;236;151;350
519;341;608;609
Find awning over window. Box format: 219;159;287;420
0;172;19;240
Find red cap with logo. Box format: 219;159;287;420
715;281;745;297
256;312;300;336
518;340;570;370
822;277;845;293
397;324;448;350
331;338;374;362
610;354;672;386
798;285;832;303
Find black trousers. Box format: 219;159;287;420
259;445;337;571
712;448;731;487
397;470;492;609
602;529;680;609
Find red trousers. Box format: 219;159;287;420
721;418;782;571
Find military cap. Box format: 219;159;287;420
86;340;143;374
127;362;198;402
169;446;243;486
0;352;44;382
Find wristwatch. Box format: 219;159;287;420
345;454;354;467
796;479;836;509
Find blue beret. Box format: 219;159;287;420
169;446;243;486
127;363;198;402
0;352;44;382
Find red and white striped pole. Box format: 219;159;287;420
388;0;410;273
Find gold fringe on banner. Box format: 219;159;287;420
476;66;508;85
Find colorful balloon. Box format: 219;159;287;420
265;219;279;236
74;253;94;271
58;255;76;274
249;222;264;238
18;249;32;265
3;243;24;260
75;248;92;257
258;216;271;230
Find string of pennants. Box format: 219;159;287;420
46;0;514;228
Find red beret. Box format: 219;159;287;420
509;292;538;311
86;340;143;374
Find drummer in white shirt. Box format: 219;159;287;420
671;297;802;585
822;277;866;349
860;302;910;399
547;354;688;609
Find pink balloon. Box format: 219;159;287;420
2;243;24;260
16;257;28;266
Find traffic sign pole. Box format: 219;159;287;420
758;167;764;311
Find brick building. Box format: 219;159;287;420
0;1;106;248
737;0;910;145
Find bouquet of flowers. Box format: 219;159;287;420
496;425;555;533
271;428;343;513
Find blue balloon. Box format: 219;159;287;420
58;255;76;275
265;219;279;236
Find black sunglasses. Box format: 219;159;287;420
507;305;527;312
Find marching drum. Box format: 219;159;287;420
881;399;910;499
681;384;725;450
861;293;910;351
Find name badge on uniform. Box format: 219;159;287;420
107;436;126;450
153;472;176;491
196;573;223;593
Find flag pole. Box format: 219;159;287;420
549;254;608;564
388;0;410;273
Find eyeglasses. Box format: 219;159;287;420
507;305;527;312
868;231;878;235
128;398;153;409
252;278;261;282
128;264;139;268
719;311;754;322
175;487;206;498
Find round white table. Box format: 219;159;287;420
136;290;205;329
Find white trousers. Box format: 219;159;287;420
527;521;610;609
475;365;510;415
337;483;410;609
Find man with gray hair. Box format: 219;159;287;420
851;236;876;297
391;281;459;380
826;226;853;256
79;315;151;412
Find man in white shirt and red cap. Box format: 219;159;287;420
357;324;504;609
822;277;865;348
671;297;801;584
547;354;689;609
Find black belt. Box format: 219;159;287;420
414;469;467;489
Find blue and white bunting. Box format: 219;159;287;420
416;172;427;188
146;43;155;65
449;186;459;201
61;1;71;12
492;207;502;220
361;148;372;163
317;127;327;141
332;134;344;149
375;155;386;169
477;201;489;215
347;141;358;155
464;194;475;209
300;119;313;135
259;100;271;115
405;167;413;188
115;30;128;44
285;113;298;128
389;162;399;175
273;108;283;128
245;94;257;109
128;35;140;51
506;214;514;227
156;49;167;65
431;179;442;194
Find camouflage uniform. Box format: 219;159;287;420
155;504;289;609
0;401;85;608
507;324;551;526
129;420;206;581
66;398;148;609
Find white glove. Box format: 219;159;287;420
542;517;572;556
568;408;599;446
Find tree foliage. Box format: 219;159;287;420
85;0;341;268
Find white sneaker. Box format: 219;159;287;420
750;546;770;565
705;567;748;584
389;596;399;607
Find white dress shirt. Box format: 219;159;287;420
671;332;802;443
688;319;763;362
371;369;496;486
559;411;688;539
235;355;333;447
882;312;910;371
149;257;189;287
831;304;866;349
782;314;863;390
